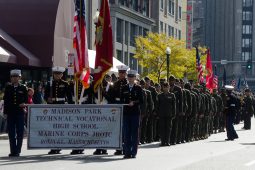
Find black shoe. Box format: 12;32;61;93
70;150;83;155
101;150;108;155
48;150;61;155
123;155;131;159
114;150;123;155
140;141;145;144
165;143;170;146
131;155;136;158
225;138;234;141
170;143;176;145
159;143;165;147
8;153;19;157
93;150;102;155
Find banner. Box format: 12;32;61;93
27;104;123;149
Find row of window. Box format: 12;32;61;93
115;0;150;17
161;0;182;20
116;18;149;46
241;1;253;62
243;0;253;7
160;21;181;40
116;50;138;71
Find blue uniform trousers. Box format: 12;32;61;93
7;114;24;154
226;115;238;140
123;114;140;157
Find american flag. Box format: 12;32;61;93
73;0;90;88
196;47;204;83
213;75;218;89
231;79;236;87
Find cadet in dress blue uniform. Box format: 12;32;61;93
121;70;143;159
225;85;238;141
108;65;129;155
3;69;28;157
44;66;74;154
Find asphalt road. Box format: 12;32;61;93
1;119;255;170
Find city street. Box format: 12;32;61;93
1;119;255;170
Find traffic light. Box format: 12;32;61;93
247;59;252;69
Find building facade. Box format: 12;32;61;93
204;0;255;88
151;0;186;41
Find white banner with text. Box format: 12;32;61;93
28;104;123;149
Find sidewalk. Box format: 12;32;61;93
0;133;8;140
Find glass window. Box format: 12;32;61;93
243;11;253;21
179;6;182;19
129;53;137;70
161;0;164;10
243;0;253;7
116;18;123;43
168;0;172;14
168;25;171;36
160;21;164;33
131;0;138;11
116;50;123;62
171;1;175;15
242;38;252;48
124;52;129;65
242;52;251;61
243;25;252;34
130;23;137;46
143;28;149;37
142;0;150;17
125;21;129;45
178;30;181;40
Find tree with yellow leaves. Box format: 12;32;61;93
134;32;206;82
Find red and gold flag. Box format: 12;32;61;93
206;49;214;90
93;0;113;92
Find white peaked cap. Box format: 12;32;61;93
10;69;21;76
225;85;234;90
127;70;137;76
52;66;65;73
116;65;129;71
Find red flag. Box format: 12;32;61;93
93;0;113;92
73;0;90;88
206;49;214;90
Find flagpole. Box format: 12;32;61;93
78;86;85;104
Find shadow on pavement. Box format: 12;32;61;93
138;142;161;149
207;140;227;143
240;143;255;145
0;154;123;166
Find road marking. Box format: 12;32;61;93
245;160;255;166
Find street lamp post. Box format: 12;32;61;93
166;47;171;81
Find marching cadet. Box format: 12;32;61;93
121;70;143;159
139;79;154;144
219;88;228;132
169;75;183;145
157;82;176;146
3;69;28;157
44;66;73;155
224;85;239;141
179;79;191;143
243;88;254;130
107;65;129;155
144;77;157;142
212;88;223;133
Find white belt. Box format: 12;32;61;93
52;98;65;102
230;104;235;107
115;98;120;101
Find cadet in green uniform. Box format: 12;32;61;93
243;89;254;130
139;79;154;144
169;76;183;145
212;89;223;133
144;77;157;142
3;69;28;157
158;82;176;146
44;66;73;155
